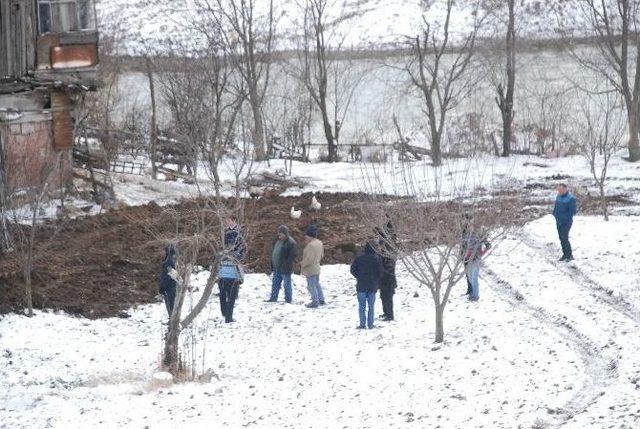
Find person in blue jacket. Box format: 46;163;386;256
350;242;383;329
159;244;178;316
218;216;246;323
553;183;577;261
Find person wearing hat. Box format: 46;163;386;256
301;224;325;308
267;225;297;303
350;241;384;329
217;215;246;323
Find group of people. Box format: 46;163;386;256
158;183;578;328
158;217;398;329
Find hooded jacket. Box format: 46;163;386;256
350;243;384;293
301;238;324;277
159;245;177;294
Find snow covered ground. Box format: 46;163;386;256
108;153;640;207
2;213;640;427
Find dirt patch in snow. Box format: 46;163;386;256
0;190;632;319
0;193;373;318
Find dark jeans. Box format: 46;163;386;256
380;288;394;319
219;278;239;323
557;221;573;258
357;292;376;329
270;271;292;303
163;286;176;316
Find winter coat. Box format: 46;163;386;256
271;236;297;274
553;192;577;225
350;243;384;293
159;246;177;294
462;232;490;263
380;255;397;291
224;225;246;262
301;238;324;277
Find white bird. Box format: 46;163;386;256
290;206;302;220
310;195;322;211
248;185;264;199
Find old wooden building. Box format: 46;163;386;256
0;0;99;189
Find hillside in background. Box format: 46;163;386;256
95;0;587;56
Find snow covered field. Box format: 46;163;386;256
2;213;639;428
108;153;640;207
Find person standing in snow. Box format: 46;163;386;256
461;227;490;302
159;244;178;316
267;225;297;303
350;242;383;329
301;224;325;308
553;183;577;262
218;216;246;323
376;221;397;321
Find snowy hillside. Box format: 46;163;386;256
95;0;586;55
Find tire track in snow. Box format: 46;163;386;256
483;267;617;428
520;233;640;326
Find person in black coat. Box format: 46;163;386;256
159;244;178;316
376;221;398;321
350;242;383;329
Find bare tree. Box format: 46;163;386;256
161;44;245;195
295;0;367;163
575;94;626;220
145;56;160;179
361;162;511;343
569;0;640;161
6;154;62;317
192;0;276;160
495;0;516;157
160;154;250;374
406;0;484;166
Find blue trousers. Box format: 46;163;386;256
270;271;292;303
557;222;573;258
357;292;376;329
306;275;325;305
465;260;480;301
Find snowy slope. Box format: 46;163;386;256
95;0;586;55
2;213;640;427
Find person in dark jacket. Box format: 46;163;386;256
223;215;246;262
350;242;383;329
159;244;178;316
218;216;245;323
376;221;397;321
553;183;577;261
267;225;297;303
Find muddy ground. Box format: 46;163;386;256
0;193;382;318
0;191;633;318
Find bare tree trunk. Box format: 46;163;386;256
24;220;37;317
600;184;608;221
0;129;11;252
434;302;444;343
501;0;516;157
250;92;266;160
628;103;640;161
146;58;159;179
23;263;33;317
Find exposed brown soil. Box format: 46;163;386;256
0;193;372;318
0;190;633;319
